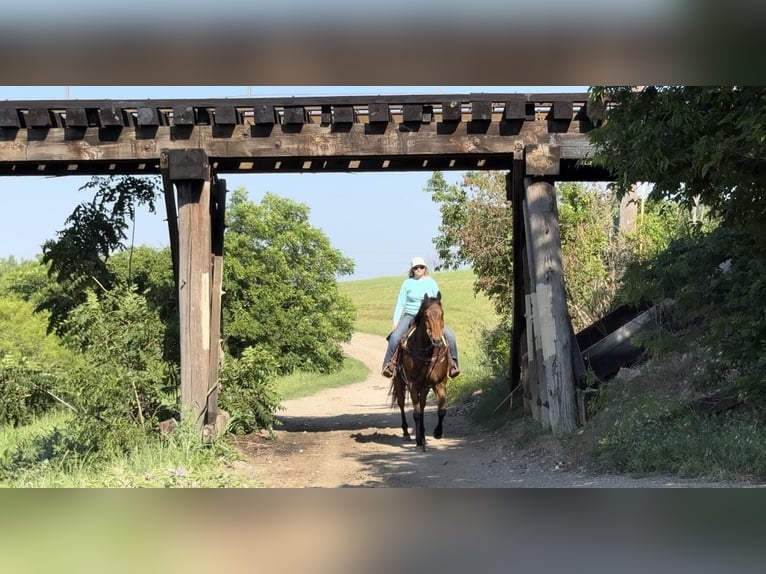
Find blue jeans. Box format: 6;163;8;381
382;314;459;369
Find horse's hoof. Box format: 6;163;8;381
403;433;411;441
433;431;443;439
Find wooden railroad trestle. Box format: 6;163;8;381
0;92;613;435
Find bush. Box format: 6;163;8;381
59;287;177;457
219;346;282;434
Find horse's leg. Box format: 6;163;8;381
433;381;447;439
394;376;411;441
410;386;426;449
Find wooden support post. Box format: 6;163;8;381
521;196;545;426
508;164;525;404
206;176;226;428
618;184;639;234
169;149;212;426
524;178;577;434
159;153;180;288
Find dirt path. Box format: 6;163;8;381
230;332;755;488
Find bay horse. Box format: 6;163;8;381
390;291;449;451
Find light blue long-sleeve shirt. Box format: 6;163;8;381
392;276;440;324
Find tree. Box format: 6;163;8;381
222;188;356;374
425;172;638;330
590;86;766;400
426;171;514;314
589;86;766;233
38;175;160;333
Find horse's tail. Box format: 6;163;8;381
388;378;397;408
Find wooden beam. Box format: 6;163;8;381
159;153;180;288
508;166;525;400
524;179;577;434
170;149;212;426
521;195;544;425
207;176;226;427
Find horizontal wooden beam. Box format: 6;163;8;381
0;122;606;177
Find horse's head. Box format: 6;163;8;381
418;291;445;348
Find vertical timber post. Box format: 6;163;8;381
168;149;212;427
524;177;577;435
206;176;227;434
521;195;544;425
508;166;524;406
159;154;180;288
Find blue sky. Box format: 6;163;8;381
0;86;585;280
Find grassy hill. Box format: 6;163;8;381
339;269;502;403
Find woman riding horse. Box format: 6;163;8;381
391;291;450;449
381;256;460;379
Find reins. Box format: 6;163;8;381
398;300;448;389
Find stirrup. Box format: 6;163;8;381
381;363;395;378
448;363;461;378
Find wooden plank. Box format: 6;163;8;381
524;179;577;434
509;167;525;398
254;104;276;124
282;106;306;124
213;106;238;125
207;176;226;426
504;96;526;120
65;108;88;127
99;107;123;127
172;105;195;126
0;93;591;110
0;123;600;174
368;103;390;123
0;109;20;127
551;100;573;121
168;148;209;180
471;101;492;122
332;105;355;124
136;106;160;126
525;144;561;176
27;108;52;127
174;155;212;426
402;104;424;123
159;153;180;288
521;196;544;425
441;100;462;122
320;105;332;124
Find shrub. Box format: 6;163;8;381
219;346;282;434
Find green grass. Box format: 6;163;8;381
0;410;259;488
276;357;369;400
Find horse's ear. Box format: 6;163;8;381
436;291;442;301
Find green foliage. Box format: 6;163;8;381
107;246;178;362
595;394;766;480
425;173;687;334
223;188;356;374
38;175;160;334
0;411;257;487
0;258;52;306
0;355;57;427
618;224;766;401
589;86;766;235
477;317;511;380
59;287;178;457
218;346;282;434
0;297;79;426
426;171;514;314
